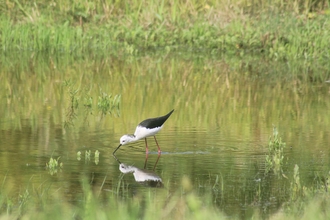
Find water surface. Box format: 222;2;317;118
0;52;329;218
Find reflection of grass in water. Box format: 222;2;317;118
0;53;329;176
0;53;329;169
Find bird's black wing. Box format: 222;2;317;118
139;109;174;129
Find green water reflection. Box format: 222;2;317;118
0;51;329;219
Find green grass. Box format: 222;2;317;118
265;126;286;175
46;156;63;175
0;168;329;220
0;1;330;61
62;79;121;127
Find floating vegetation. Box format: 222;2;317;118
46;157;63;175
85;150;91;162
77;150;100;165
265;126;286;175
77;151;82;161
95;150;100;165
62;80;121;126
97;93;121;117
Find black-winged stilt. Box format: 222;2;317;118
113;109;174;155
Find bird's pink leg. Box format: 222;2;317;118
145;138;149;154
154;136;161;154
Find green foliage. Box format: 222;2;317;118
279;164;330;219
46;157;63;175
265;126;286;175
85;150;91;160
62;80;121;127
98;93;121;117
0;172;329;219
291;164;303;200
77;150;100;164
0;1;329;61
77;151;82;160
95;150;100;165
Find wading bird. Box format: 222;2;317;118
113;109;174;155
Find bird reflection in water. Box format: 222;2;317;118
113;154;163;188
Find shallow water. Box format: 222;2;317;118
0;51;329;218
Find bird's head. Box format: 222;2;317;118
119;134;135;145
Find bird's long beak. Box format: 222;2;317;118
113;144;122;155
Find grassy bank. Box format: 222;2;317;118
1;0;330;60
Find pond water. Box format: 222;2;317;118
0;51;329;219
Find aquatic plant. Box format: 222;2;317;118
62;80;121;126
265;126;286;175
97;93;121;117
77;150;100;165
46;156;63;175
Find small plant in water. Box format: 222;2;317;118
97;92;121;116
18;189;30;215
85;150;91;162
77;150;100;164
265;126;285;175
292;164;302;200
46;157;63;175
312;171;330;193
63;81;121;125
77;151;82;161
94;150;100;165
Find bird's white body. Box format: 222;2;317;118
119;125;163;146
